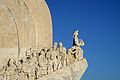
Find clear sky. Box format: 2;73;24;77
46;0;120;80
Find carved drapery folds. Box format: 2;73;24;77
0;31;85;80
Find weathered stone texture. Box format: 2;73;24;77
0;0;52;66
39;58;88;80
0;1;88;80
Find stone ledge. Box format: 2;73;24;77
39;58;88;80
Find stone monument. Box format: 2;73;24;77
0;0;88;80
0;0;52;65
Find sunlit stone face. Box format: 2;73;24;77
0;1;88;80
0;0;52;66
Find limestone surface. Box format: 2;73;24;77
0;0;52;66
39;58;88;80
0;44;88;80
0;0;88;80
0;31;88;80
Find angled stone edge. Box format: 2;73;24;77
39;58;88;80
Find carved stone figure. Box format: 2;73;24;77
68;46;84;63
58;42;67;68
68;46;76;63
3;58;18;80
58;42;63;53
71;30;85;62
46;48;53;74
38;51;47;76
53;42;58;50
66;54;70;66
73;30;85;47
75;46;84;61
46;48;52;60
0;30;87;80
56;54;62;70
0;0;88;79
51;51;59;71
62;47;67;67
48;42;58;71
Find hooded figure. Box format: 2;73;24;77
73;30;85;47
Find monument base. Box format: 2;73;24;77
39;58;88;80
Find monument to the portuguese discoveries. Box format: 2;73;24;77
0;0;88;80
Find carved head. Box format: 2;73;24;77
7;58;15;67
49;47;53;51
63;47;67;53
53;42;58;50
31;50;37;57
59;42;63;47
71;46;76;50
73;30;79;38
25;48;32;56
44;47;48;52
40;51;45;55
19;58;24;64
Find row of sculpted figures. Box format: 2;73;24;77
0;30;85;80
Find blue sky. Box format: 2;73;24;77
46;0;120;80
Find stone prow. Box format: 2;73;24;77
39;58;88;80
0;42;88;80
0;0;88;79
